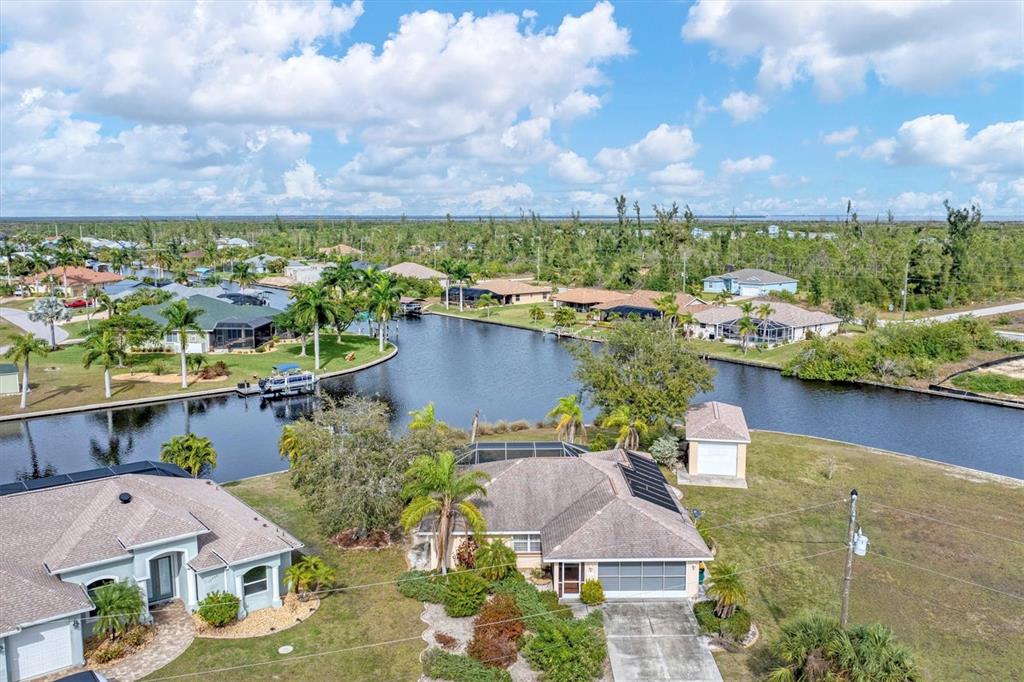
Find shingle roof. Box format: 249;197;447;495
134;295;281;331
552;288;631;306
471;279;552;296
703;268;797;285
593;290;705;313
318;243;363;256
685;402;751;443
0;474;302;632
383;262;448;280
693;300;839;328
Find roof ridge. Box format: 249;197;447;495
548;495;618;554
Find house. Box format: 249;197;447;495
243;254;284;274
318;243;363;257
702;268;798;296
382;262;449;288
691;227;712;240
677;402;751;488
0;363;19;396
101;279;148;298
25;266;123;296
592;290;705;319
689;299;840;345
284;262;331;285
447;278;552;306
417;443;712;600
216;237;251;250
134;295;282;353
551;287;633;313
767;225;780;238
0;462;301;682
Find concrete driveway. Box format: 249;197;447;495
0;306;69;346
603;601;722;682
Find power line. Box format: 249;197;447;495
701;498;845;532
866;552;1024;602
862;500;1024;546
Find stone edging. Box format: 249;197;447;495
195;596;321;639
0;345;398;422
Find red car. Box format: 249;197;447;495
64;298;89;308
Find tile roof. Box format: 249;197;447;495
685;402;751;443
318;243;363;256
703;268;797;285
0;474;301;632
471;279;552;296
26;266;123;286
593;290;705;312
383;262;448;280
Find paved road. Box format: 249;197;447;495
878;301;1024;326
0;306;69;349
603;601;723;681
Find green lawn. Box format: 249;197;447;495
0;334;390;416
0;316;22;348
673;432;1024;681
682;337;810;368
144;473;424;681
950;370;1024;397
428;302;612;340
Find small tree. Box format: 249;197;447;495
477;292;498;317
738;316;758;354
547;394;586;443
474;539;516;581
553;305;576;328
82;328;127;398
160;299;204;388
286;555;335;600
529;304;546;323
601;405;649;451
160;433;217;477
409;402;446;431
650;434;680;466
91;580;145;640
706;561;746;618
831;295;856;330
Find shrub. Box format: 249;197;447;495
91;640;127;664
587;432;615;451
509;419;531;431
151;360;167;376
422;649;512;682
435;632;459;650
456;537;479;570
443;571;489;617
121;624;150;648
649;434;680;467
197;591;240;627
538;590;572;620
579;579;604;606
693;600;751;641
468;595;524;668
92;580;145;639
522;614;607;682
398;570;447;603
475;539;516;581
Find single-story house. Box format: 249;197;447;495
688;299;840;345
25;267;123;296
447;279;552;306
592;290;706;319
81;237;137;251
0;363;19;396
318;243;363;257
284;262;331;285
418;444;712;600
0;461;301;681
383;262;449;288
677;402;751;488
216;237;251;249
101;279;147;298
551;287;634;312
243;254;284;274
135;295;282;353
703;268;797;296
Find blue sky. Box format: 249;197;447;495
1;0;1021;217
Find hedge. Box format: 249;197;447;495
398;570;446;603
422;649;513;682
196;591;240;627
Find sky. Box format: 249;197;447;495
1;0;1022;218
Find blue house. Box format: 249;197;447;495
702;268;798;297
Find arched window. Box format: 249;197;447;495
242;566;267;596
86;578;116;616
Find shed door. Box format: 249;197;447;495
699;442;737;476
10;620;75;680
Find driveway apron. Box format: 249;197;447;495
603;601;722;682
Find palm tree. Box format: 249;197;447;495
153;250;174;280
439;258;457;310
705;561;747;618
409;402;446;431
528;304;545;323
54;246;82;290
400;451;490;575
28;296;71;349
291;282;342;370
230;261;258;293
714;290;732;306
285;556;336;600
678;311;696;338
553;305;577;328
0;239;15;283
739;300;756;317
82;329;126;398
5;333;49;409
601;405;648;450
368;273;401;352
160;299;204;388
548;394;586;443
756;302;775;322
737;316;758;354
446;261;473;312
278;423;308;468
477;292;498;317
91;580;145;640
655;293;680;339
160;433;217;477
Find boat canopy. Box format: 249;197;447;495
272;363;301;373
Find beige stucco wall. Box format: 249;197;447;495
430;534;542;572
736;442;747;479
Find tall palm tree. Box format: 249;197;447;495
601;405;648;450
439;258;457;310
54;246;82;290
82;329;126;398
739;300;756;317
153;250;175;280
678;311;696;338
706;561;747;618
230;261;258;293
160;433;217;477
655;293;680;339
548;394;586;443
446;261;472;312
160;299;204;388
290;282;342;370
737;316;758;354
400;451;490;575
368;274;401;352
528;304;545;323
4;333;49;409
28;296;71;349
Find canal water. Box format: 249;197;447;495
2;314;1021;482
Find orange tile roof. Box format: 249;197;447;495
318;243;363;256
473;278;552;296
26;266;123;286
552;287;631;305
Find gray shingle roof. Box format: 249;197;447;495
685;402;751;443
693;300;839;329
704;268;797;285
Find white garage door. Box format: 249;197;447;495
9;620;75;680
699;442;737;476
739;285;762;297
598;561;687;599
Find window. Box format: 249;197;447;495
243;566;268;596
86;578;115;616
598;561;686;593
511;534;542;553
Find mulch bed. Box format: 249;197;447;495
330;528;395;549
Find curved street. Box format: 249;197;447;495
0;306;69;353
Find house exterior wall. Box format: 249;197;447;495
0;372;20;395
702;279;797;295
687;440;746;479
1;615;86;682
702;279;727;293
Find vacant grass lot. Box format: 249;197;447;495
428;302;612;340
144;473;424;682
674;431;1024;681
0;334;390;416
950;370;1024;397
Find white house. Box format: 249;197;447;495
688;300;840;345
677;402;751;488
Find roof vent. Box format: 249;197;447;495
119;492;132;504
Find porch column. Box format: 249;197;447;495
235;573;247;619
270;564;282;607
136;576;152;624
185;566;198;611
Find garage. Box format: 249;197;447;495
697;442;738;476
8;619;75;680
598;561;687;599
739;285;763;297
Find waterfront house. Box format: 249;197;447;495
25;266;123;297
243;254;284;274
447;278;552;306
382;262;450;289
551;287;633;312
417;443;712;600
134;295;282;353
0;462;301;681
592;290;706;319
702;268;797;296
677;402;751;487
689;299;840;345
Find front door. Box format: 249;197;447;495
560;563;581;596
150;555;175;603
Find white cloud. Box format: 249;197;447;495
454;183;534;212
720;91;765;123
821;126;859;145
683;0;1024;100
281;160;330;201
549;151;602;183
891;190;953;213
595;124;698;173
648;163;705;187
720;154;774;174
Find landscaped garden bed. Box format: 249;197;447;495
193;593;320;639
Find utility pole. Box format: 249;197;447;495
681;250;689;293
840;488;859;628
901;261;909;322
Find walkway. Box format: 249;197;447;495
98;600;196;681
0;306;69;347
603;601;722;682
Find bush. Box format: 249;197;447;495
492;578;571;627
522;614;607;682
538;590;573;620
649;434;680;467
693;600;751;641
91;640;126;664
475;539;516;581
197;591;240;627
398;570;447;603
121;624;150;648
580;580;605;606
456;537;479;570
422;649;513;682
443;571;490;617
509;419;531;431
587;432;615;451
435;632;459;650
151;361;167;376
468;595;524;668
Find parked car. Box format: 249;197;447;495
64;298;89;308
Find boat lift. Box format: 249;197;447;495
236;363;318;398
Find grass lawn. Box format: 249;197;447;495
682;337;809;368
877;297;1024;321
950;370;1024;397
672;431;1024;681
428;302;612;341
144;473;424;681
0;334;390;416
0;316;23;348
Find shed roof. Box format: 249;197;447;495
684;401;751;443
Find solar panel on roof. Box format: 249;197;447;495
620;452;679;512
0;460;192;496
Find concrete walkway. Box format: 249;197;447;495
603;601;722;682
879;301;1024;326
0;306;69;347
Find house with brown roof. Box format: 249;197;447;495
446;278;552;306
551;287;632;312
678;402;751;487
688;299;840;345
318;243;363;257
0;462;301;681
416;444;712;600
25;266;123;296
592;290;706;319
